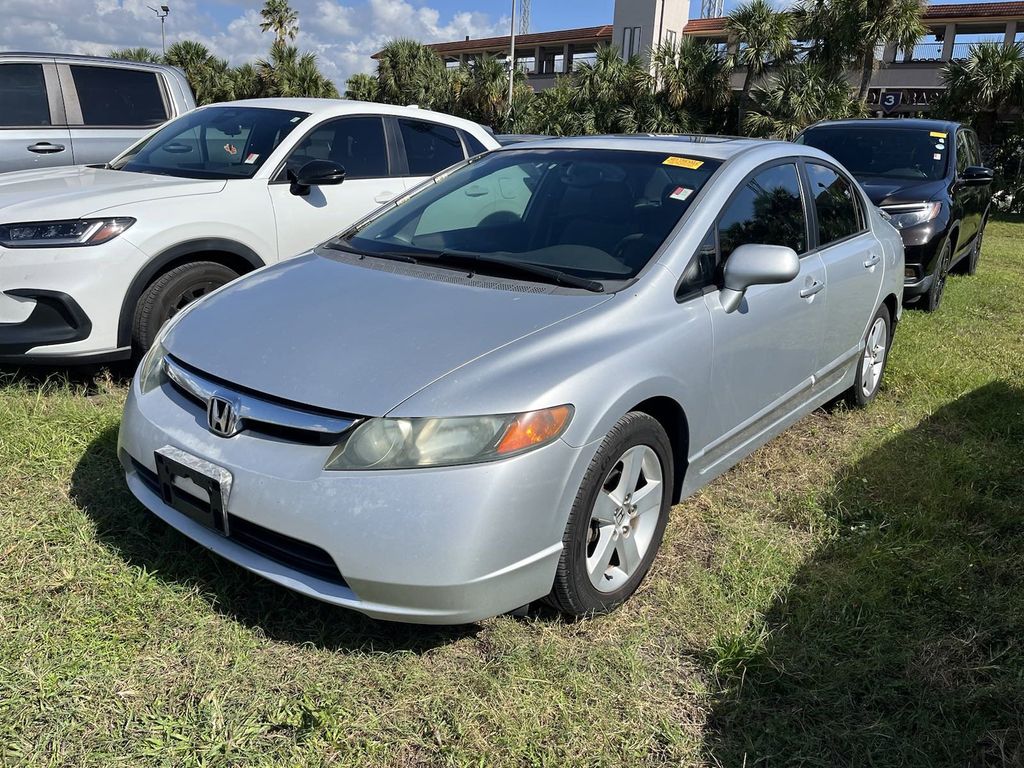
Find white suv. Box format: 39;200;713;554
0;98;498;364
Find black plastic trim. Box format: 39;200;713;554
0;289;92;354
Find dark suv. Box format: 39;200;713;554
797;119;994;311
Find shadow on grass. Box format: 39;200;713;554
706;381;1024;767
70;424;478;653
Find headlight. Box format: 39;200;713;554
0;218;135;248
882;203;941;230
325;405;573;470
138;342;168;394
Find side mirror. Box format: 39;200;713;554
962;165;994;186
289;160;346;196
720;243;800;313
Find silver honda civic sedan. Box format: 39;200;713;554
118;136;904;624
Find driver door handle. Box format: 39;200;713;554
800;279;825;298
27;142;66;154
374;191;396;203
863;252;882;268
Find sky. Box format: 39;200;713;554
0;0;993;89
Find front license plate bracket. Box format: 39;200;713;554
154;446;233;536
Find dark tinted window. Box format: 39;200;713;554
462;130;489;156
399;119;465;175
346;148;721;282
114;106;307;179
956;129;979;173
800;126;948;181
718;163;806;260
284;117;388;179
71;66;167;126
807;163;862;246
0;64;50;126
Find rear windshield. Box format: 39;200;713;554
343;148;721;283
799;127;949;181
112;106;308;179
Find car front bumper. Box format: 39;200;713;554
118;378;593;624
0;239;141;362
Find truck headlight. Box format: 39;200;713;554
325;406;573;470
0;218;135;248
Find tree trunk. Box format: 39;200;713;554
858;48;874;104
738;66;755;133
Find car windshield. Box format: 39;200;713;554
798;126;949;181
340;148;721;283
111;106;308;179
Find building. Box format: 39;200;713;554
376;0;1024;115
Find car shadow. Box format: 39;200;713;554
70;424;479;653
705;381;1024;766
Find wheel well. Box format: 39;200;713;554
882;293;899;325
631;396;689;504
116;248;262;349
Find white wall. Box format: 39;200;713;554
612;0;691;65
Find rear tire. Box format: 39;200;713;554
843;304;891;408
546;412;673;618
132;261;239;353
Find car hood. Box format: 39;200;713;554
163;252;613;416
856;177;947;207
0;166;225;221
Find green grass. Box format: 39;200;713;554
2;219;1023;767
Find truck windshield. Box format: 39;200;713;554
111;106;308;179
799;126;949;181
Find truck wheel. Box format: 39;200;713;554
132;261;239;353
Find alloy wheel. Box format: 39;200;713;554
860;316;888;398
586;445;664;593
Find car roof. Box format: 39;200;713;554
805;118;963;133
492;134;789;161
204;98;490;133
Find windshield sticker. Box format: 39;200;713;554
223;143;238;156
933;153;942;160
929;131;947;139
244;153;260;164
290;116;302;122
669;186;693;201
663;156;703;170
935;143;945;151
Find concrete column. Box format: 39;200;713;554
533;46;542;74
940;23;956;60
882;43;897;63
1004;21;1017;46
563;43;573;73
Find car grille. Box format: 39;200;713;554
163;355;358;446
132;458;348;586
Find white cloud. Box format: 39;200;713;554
0;0;509;87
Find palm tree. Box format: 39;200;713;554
231;63;265;101
109;47;161;63
800;0;926;103
726;0;795;130
257;43;338;98
744;62;863;138
164;41;232;105
259;0;299;46
652;38;733;129
375;39;447;107
344;72;381;102
571;45;654;134
939;42;1024;143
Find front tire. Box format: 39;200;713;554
844;304;891;408
922;238;952;312
132;261;239;353
547;412;673;618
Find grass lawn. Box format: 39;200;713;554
1;218;1022;767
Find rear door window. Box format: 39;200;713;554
806;163;863;246
0;63;51;126
718;163;807;260
398;118;465;176
70;65;168;126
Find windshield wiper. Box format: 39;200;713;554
419;250;605;293
324;240;418;264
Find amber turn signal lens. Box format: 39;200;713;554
496;405;572;455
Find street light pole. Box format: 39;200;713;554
508;0;517;118
148;4;170;55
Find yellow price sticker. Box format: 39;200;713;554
663;156;704;170
929;131;947;139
